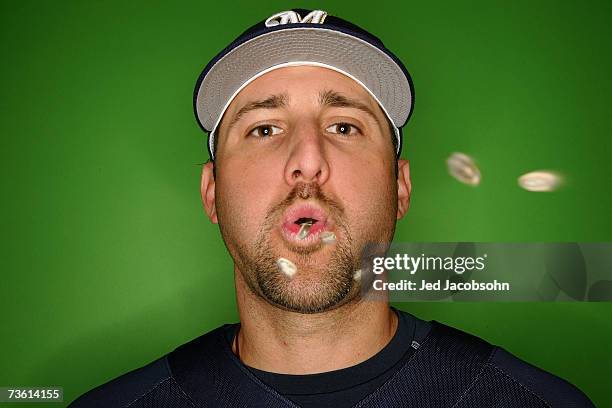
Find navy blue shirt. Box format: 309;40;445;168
230;309;428;408
69;310;595;407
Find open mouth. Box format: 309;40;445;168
280;204;331;243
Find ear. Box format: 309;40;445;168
396;159;411;219
201;161;218;224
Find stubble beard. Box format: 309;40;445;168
220;180;397;314
232;183;361;314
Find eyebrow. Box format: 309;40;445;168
224;89;382;134
318;89;381;126
226;93;289;133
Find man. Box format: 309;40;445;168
70;9;594;407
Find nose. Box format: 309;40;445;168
284;122;330;187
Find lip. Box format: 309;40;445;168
280;203;334;245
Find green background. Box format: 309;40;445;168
1;0;611;406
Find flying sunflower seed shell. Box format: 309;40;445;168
446;152;481;186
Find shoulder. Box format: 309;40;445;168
427;320;594;407
67;325;235;408
67;356;181;408
486;346;595;408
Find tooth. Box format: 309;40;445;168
297;222;313;240
321;231;336;244
277;258;297;278
353;269;362;280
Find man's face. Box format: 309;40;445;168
204;66;410;313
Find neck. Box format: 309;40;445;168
232;267;398;374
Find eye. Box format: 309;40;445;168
248;124;284;138
325;122;360;136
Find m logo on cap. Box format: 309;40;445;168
265;10;328;27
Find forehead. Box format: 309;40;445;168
226;65;381;114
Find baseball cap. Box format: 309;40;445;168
194;8;414;160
